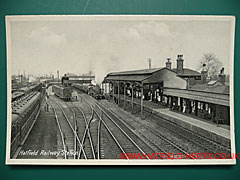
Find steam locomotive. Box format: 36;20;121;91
72;83;105;100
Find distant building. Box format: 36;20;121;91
62;73;95;86
11;75;30;89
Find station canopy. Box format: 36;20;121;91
104;68;163;83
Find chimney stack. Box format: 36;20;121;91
219;67;226;85
166;58;172;70
201;63;208;84
176;54;184;74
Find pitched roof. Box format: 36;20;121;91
105;67;201;83
65;73;77;77
190;84;229;94
172;68;201;76
105;75;151;82
108;68;163;76
68;76;95;78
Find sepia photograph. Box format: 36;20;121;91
5;15;235;165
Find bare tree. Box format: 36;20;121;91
199;53;223;79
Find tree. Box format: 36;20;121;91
199;53;223;80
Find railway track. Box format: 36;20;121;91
150;112;231;155
74;89;192;159
49;96;87;159
162;116;231;154
53;95;97;159
78;93;168;160
73;98;101;159
98;117;122;159
128;100;231;155
48;99;75;159
53;87;228;160
88;96;193;159
70;102;96;159
73;93;122;159
102;101;206;155
48;101;67;159
108;97;231;156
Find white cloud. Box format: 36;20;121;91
87;21;175;83
29;26;66;45
115;21;172;41
135;21;171;37
120;27;141;40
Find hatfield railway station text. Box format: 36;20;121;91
18;150;78;157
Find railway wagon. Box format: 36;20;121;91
52;85;72;101
11;92;41;158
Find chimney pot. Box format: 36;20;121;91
219;67;226;85
176;54;184;74
201;63;208;83
166;58;172;69
202;63;207;72
220;67;225;75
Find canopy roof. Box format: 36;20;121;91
108;68;163;76
105;68;164;83
105;66;201;83
104;75;151;82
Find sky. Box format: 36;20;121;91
9;16;234;83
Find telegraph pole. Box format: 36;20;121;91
57;70;59;82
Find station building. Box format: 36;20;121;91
103;55;230;126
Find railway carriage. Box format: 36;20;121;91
11;92;41;158
12;83;43;102
71;83;88;93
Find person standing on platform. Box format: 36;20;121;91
45;92;49;112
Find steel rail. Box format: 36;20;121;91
68;107;77;159
62;102;84;159
120;96;231;153
71;103;96;159
132;100;230;155
77;93;128;159
93;108;129;159
50;97;87;159
97;111;101;159
48;100;67;159
81;94;151;160
100;101;192;158
154;116;231;154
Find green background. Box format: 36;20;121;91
0;0;239;179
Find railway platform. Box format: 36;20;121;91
16;101;59;159
111;94;231;147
